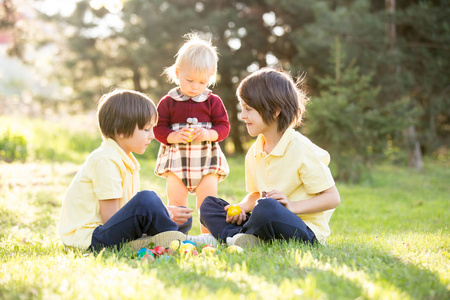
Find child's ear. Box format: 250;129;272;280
275;110;281;118
115;131;125;139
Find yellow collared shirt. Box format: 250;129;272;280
59;138;140;249
245;128;335;244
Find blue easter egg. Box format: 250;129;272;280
137;247;154;259
182;240;197;247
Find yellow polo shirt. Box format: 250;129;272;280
245;128;336;244
59;138;140;249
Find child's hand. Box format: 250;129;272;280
265;190;292;211
191;128;217;142
224;204;247;225
167;127;193;144
167;206;193;225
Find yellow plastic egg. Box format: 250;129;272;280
227;245;244;254
201;245;218;255
227;205;242;217
169;240;181;251
179;243;196;254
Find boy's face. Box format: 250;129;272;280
176;63;212;97
118;122;155;155
239;100;272;137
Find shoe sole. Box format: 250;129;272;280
128;231;186;251
233;234;261;248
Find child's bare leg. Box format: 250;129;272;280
167;173;190;226
167;173;189;206
196;174;219;234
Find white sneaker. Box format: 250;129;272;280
226;233;260;248
128;231;186;251
187;234;218;246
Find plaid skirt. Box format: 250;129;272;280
155;122;229;193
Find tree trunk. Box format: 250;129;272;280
219;70;244;154
405;125;423;169
132;68;142;92
386;0;423;169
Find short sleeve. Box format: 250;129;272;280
299;147;335;195
92;157;123;200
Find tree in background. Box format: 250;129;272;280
307;38;414;181
0;0;26;58
3;0;448;181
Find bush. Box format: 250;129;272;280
0;127;28;163
306;40;412;182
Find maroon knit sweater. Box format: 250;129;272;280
154;93;230;145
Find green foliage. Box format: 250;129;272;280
31;0;449;173
31;122;101;163
306;39;414;182
0;127;28;163
0;117;101;164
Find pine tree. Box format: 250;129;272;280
306;38;412;182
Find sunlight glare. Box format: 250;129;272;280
36;0;78;17
228;38;241;51
90;0;123;13
247;62;259;73
266;53;279;66
263;11;276;27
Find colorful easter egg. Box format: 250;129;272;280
227;205;242;217
182;240;197;247
137;247;154;259
201;245;218;255
179;243;196;254
227;245;244;254
153;246;165;256
169;240;181;251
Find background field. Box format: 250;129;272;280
1;116;449;299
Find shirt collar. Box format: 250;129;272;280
168;87;212;102
102;137;140;172
253;128;295;158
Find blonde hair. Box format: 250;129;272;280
164;33;218;86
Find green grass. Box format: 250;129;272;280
0;117;449;299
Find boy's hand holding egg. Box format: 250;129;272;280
227;205;242;217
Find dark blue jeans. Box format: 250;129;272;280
199;196;316;244
89;190;178;251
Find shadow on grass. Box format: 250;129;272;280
316;242;449;299
154;241;447;299
246;241;449;299
83;237;449;299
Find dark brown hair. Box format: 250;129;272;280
236;68;309;132
97;89;157;139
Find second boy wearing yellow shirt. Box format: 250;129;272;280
199;68;340;247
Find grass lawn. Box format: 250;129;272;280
0;157;448;299
0;116;449;299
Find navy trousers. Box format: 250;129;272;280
89;190;178;251
199;196;316;244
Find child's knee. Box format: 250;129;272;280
134;190;164;208
252;198;281;220
199;196;228;213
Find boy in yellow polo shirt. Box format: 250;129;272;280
199;68;341;247
59;89;186;251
